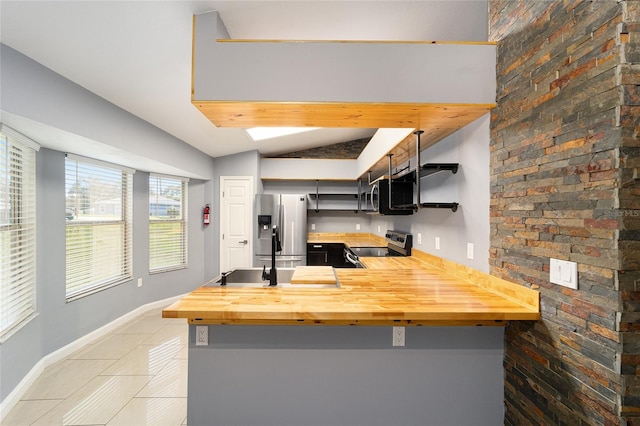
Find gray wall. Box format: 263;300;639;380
371;115;491;272
0;45;215;403
193;11;496;104
0;43;213;180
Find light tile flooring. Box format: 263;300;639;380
2;307;189;426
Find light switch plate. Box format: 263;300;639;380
550;258;578;289
435;236;440;250
466;243;474;260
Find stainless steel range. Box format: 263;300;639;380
344;230;413;268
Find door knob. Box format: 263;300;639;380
239;240;248;244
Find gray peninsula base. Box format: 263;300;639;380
187;325;504;426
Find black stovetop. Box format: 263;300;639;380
348;246;403;258
347;230;413;259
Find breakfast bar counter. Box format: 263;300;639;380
162;246;539;327
163;234;539;426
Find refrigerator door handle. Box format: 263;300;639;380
279;201;285;253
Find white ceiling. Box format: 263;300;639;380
0;1;489;159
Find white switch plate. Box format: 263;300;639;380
311;223;315;230
356;223;361;230
377;225;381;232
435;236;440;250
467;243;474;260
196;326;208;346
417;233;422;244
137;278;142;288
550;258;578;289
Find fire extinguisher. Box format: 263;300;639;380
203;204;210;226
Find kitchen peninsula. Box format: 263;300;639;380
163;233;539;426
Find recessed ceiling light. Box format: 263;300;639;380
246;127;320;141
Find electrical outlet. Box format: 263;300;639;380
392;326;405;347
137;278;142;288
196;326;208;346
417;233;422;244
356;223;361;230
311;223;316;230
435;236;440;250
377;225;381;233
467;243;474;260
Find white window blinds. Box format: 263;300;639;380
0;126;38;340
65;154;134;300
149;174;188;273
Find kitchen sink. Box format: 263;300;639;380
207;267;338;288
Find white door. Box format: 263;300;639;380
220;176;254;272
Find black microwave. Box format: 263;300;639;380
370;177;414;215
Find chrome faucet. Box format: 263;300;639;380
261;225;282;286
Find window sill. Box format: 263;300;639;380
65;277;131;303
0;312;38;344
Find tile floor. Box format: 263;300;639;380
2;307;189;426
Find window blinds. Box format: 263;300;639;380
65;154;133;300
149;174;188;273
0;127;38;340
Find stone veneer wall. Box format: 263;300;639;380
490;0;640;424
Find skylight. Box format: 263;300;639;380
246;127;320;141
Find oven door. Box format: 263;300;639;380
344;248;364;268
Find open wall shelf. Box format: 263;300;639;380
419;163;459;178
308;180;372;213
416;163;460;213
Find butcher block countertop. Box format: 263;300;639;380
290;266;337;285
162;233;540;326
307;232;387;248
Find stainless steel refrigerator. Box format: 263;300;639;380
254;194;307;268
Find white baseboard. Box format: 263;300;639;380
0;293;186;421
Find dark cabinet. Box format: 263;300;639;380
307;243;350;267
307;243;330;266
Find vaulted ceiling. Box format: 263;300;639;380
0;1;489;159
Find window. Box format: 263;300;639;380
65;154;134;300
149;174;188;273
0;125;38;340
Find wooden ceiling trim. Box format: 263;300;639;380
193;101;493;129
192;100;494;181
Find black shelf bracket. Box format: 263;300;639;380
419;163;459;178
420;202;459;212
